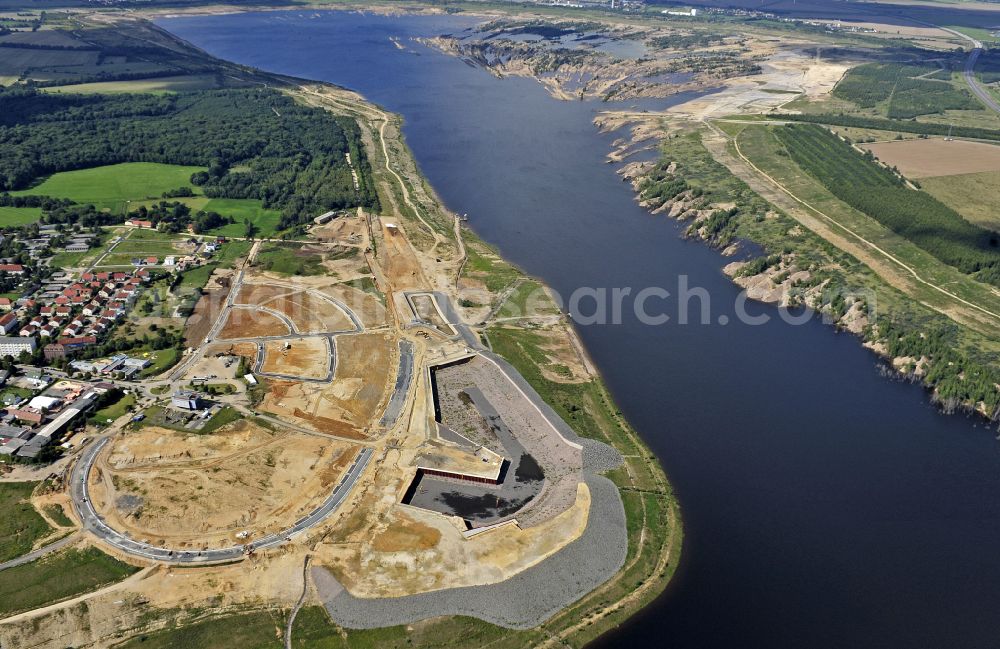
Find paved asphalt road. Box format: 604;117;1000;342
70;438;373;564
964;46;1000;114
0;532;80;571
927;25;1000;115
379;340;414;428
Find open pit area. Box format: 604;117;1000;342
408;356;583;529
259;332;394;439
260;336;333;380
380;221;426;290
88;419;358;549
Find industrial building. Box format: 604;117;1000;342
172;390;203;410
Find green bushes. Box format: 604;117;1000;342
878;318;1000;414
774;124;1000;280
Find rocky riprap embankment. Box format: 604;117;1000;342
312;440;626;629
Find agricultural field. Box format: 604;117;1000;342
773;124;1000;281
0;206;41;226
860;138;1000;178
0;547;138;617
44;74;224;95
921;170;1000;230
0;482;51;563
0;47;100;79
11;163;205;213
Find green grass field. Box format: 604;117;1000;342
44;74;223;95
0;482;51;563
0;206;42;226
48;249;94;268
0;547;138;617
113;239;185;256
42;503;73;527
12;163;205;212
200;406;242;434
255;242;325;276
921;170;1000;231
140;348;181;377
90;392;136;425
175;264;216;290
117;611;285;649
203;198;283;238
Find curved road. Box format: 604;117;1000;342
70;438;372;564
923;24;1000;114
963;46;1000;113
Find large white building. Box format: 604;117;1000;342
172;390;202;410
0;337;36;358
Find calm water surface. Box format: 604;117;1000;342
161;12;1000;648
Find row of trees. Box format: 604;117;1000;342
774;112;1000;143
774;124;1000;280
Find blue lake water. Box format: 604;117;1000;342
161;11;1000;648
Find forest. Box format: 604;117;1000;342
832;61;977;118
0;86;378;229
774;124;1000;282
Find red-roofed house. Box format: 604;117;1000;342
0;264;24;275
0;298;11;311
125;219;153;228
0;313;18;335
57;336;97;347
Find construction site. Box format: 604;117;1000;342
13;175;633;642
0;63;648;648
